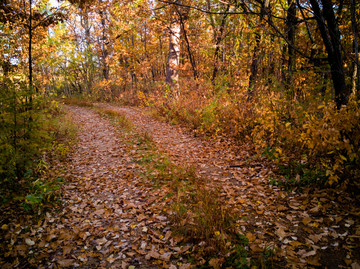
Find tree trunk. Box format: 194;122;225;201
166;1;181;90
29;0;33;103
309;0;349;108
286;0;296;97
248;0;270;96
211;5;230;83
248;32;261;95
350;0;359;96
177;8;197;80
81;10;93;93
100;9;109;80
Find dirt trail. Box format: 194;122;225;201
94;103;360;268
1;106;186;268
2;103;358;268
54;105;196;268
96;103;262;183
58;105;154;268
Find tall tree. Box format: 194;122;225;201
166;0;181;89
286;0;297;96
350;0;359;95
309;0;349;108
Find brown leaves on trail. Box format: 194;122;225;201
95;104;360;268
1;103;359;268
0;106;189;268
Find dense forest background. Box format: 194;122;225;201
1;0;359;187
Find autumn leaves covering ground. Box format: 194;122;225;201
1;102;360;268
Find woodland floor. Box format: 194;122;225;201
1;103;360;268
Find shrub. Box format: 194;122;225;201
252;95;360;186
0;78;50;189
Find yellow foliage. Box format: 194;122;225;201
141;80;360;186
252;95;360;185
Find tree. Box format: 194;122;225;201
165;0;181;89
286;0;297;95
309;0;349;108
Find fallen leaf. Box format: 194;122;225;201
246;232;256;242
58;259;75;267
277;205;288;211
306;255;321;266
289;241;303;247
309;234;323;243
209;258;221;269
302;217;312;225
276;227;287;240
25;238;35;246
94;209;105;215
302;250;316;258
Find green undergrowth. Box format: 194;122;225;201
0;87;77;216
95;105;278;268
21;103;77;214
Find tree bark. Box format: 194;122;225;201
211;4;230;83
80;9;93;93
177;8;197;80
29;0;32;91
248;31;261;96
350;0;359;96
286;0;296;97
166;1;181;90
309;0;349;108
28;0;33;113
99;9;109;80
248;0;269;96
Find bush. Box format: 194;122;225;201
140;80;360;187
252;95;360;186
0;78;50;188
0;78;71;208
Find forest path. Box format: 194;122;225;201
50;105;191;268
3;103;358;268
90;103;360;268
0;105;189;269
54;105;157;268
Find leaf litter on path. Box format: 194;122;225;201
0;106;186;268
1;103;359;268
94;103;360;268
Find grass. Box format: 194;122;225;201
62;97;94;108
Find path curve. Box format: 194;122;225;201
94;103;360;269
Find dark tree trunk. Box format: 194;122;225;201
350;0;359;96
309;0;349;108
28;0;33;115
286;0;296;97
177;7;198;80
100;9;109;80
248;32;261;96
29;0;32;92
248;0;272;96
211;5;230;83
